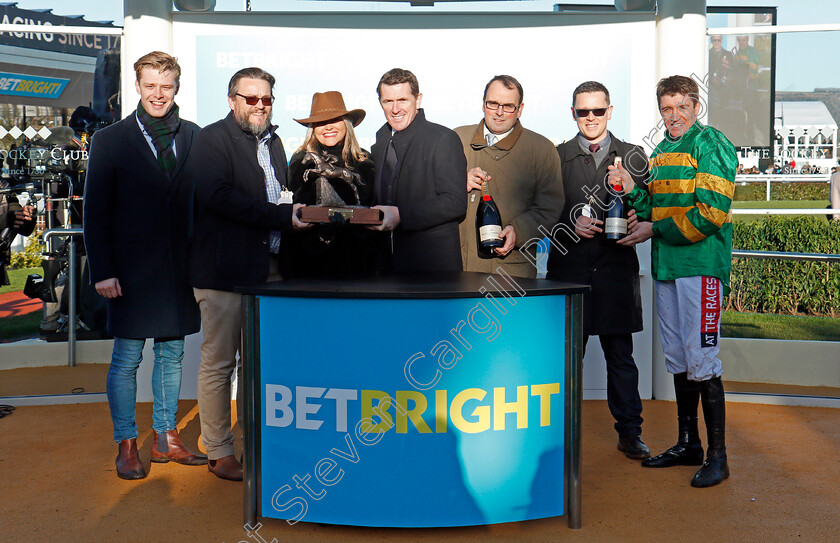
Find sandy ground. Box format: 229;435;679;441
1;399;838;543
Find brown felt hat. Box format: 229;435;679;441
294;91;365;127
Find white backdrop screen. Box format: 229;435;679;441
172;12;657;153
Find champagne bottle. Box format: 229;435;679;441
605;156;628;241
476;179;503;258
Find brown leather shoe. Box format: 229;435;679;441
116;438;147;480
151;429;208;466
208;454;243;481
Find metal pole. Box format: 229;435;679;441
707;23;840;35
242;294;258;527
565;293;583;529
732;250;840;263
43;228;84;367
67;236;77;367
766;179;771;201
44;181;57;254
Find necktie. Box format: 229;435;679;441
386;138;398;173
486;134;497;146
380;137;398;204
589;143;600;153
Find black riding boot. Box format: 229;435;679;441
691;377;729;487
642;373;704;468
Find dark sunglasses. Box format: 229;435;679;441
236;93;273;106
575;108;608;118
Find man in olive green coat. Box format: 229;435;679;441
455;75;565;278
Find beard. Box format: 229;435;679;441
234;107;272;137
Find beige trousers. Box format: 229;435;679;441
193;256;281;460
193;287;243;460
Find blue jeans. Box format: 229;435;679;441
107;337;185;442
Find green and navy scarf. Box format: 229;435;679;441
136;101;180;175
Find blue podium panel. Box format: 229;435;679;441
258;294;566;527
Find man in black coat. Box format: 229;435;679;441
370;68;467;273
0;181;35;286
546;81;651;460
84;51;206;480
190;66;309;481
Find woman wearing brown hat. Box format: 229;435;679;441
288;91;378;277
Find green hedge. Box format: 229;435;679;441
729;217;840;317
734;182;829;201
9;230;44;269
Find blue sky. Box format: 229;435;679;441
9;0;840;91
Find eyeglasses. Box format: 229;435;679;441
485;101;519;114
711;38;722;42
236;93;273;106
574;108;608;118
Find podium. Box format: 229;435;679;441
239;272;586;529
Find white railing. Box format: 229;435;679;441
736;175;830;182
735;174;832;201
732;208;839;215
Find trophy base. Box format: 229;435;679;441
299;206;383;225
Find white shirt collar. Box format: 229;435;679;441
483;123;514;146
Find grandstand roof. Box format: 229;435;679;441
0;2;116;25
775;101;837;130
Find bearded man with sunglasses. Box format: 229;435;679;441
455;74;564;278
190;67;309;481
546;80;651;461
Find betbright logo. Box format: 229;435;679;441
265;384;562;525
265;383;562;435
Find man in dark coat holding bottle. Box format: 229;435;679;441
370;68;467;273
84;51;206;480
546;81;651;460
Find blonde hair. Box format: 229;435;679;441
300;118;368;165
134;51;181;85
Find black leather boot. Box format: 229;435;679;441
692;377;729;487
642;373;704;468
